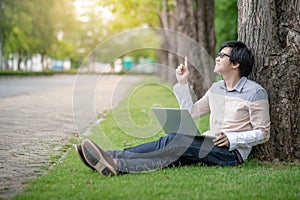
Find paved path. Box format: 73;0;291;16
0;74;143;199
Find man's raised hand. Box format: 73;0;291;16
175;56;190;84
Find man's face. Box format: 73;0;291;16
214;47;232;76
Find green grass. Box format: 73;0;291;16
0;69;153;76
13;76;300;200
0;69;85;76
0;70;55;76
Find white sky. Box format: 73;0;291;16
74;0;113;22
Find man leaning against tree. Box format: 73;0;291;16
75;41;271;176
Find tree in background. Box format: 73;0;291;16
214;0;238;53
0;0;239;94
172;0;216;98
0;0;80;70
0;0;34;70
99;0;221;98
158;0;238;98
238;0;300;162
96;0;160;62
99;0;159;32
48;0;79;62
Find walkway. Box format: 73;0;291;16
0;74;144;199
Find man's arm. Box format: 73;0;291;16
174;57;210;118
174;83;210;119
173;57;193;112
173;83;193;112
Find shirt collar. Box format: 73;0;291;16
220;76;247;92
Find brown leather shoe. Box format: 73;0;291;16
74;144;96;171
82;139;118;176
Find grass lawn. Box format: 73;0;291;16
13;76;300;200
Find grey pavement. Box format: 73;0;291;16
0;74;144;199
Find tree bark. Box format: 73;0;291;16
238;0;300;162
157;0;167;81
157;0;174;82
175;0;216;98
157;0;215;97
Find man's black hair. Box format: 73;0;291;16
219;41;255;77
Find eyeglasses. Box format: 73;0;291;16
218;52;230;59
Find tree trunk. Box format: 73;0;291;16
41;54;45;71
0;34;2;70
17;53;22;71
157;0;173;82
157;0;215;97
238;0;300;162
157;49;169;82
195;0;216;92
175;0;216;98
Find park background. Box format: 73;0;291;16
0;0;299;199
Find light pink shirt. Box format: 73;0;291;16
173;77;271;160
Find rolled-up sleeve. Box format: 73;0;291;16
173;83;210;119
173;83;193;113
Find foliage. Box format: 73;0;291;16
47;0;79;60
13;76;300;200
0;0;33;57
0;0;238;70
0;0;81;69
0;0;163;70
91;29;161;64
93;0;161;63
214;0;238;53
98;0;160;33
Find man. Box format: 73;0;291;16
75;41;270;176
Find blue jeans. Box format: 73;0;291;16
108;133;239;173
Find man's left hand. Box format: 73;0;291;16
213;132;230;147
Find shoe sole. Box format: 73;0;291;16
73;144;96;171
82;139;117;176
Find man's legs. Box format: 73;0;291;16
173;136;238;167
108;133;238;173
108;132;178;159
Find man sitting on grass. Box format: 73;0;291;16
75;41;270;176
